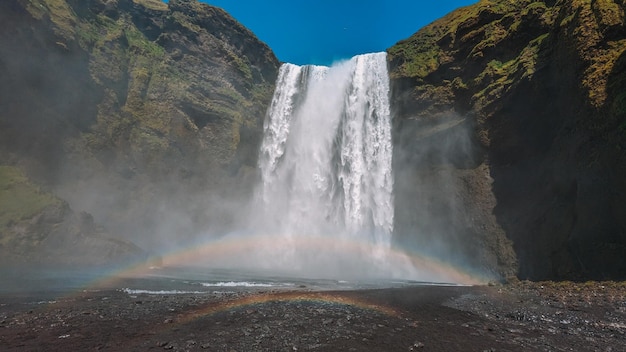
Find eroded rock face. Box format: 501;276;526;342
388;0;626;280
0;0;280;255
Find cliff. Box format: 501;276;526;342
388;0;626;280
0;0;280;264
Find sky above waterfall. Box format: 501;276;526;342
165;0;477;65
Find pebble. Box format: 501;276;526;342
3;284;624;351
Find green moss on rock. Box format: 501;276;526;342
388;0;626;280
0;0;281;255
0;166;62;229
133;0;168;11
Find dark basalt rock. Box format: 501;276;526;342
388;0;626;281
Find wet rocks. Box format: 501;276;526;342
0;283;624;351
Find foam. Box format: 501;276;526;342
200;281;283;288
121;288;205;295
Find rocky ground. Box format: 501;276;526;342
0;281;624;351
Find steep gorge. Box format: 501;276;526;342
1;0;625;281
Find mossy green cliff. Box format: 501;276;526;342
388;0;626;280
0;0;280;262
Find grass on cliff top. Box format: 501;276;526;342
0;166;61;229
471;32;549;106
25;0;78;40
387;0;544;79
133;0;168;11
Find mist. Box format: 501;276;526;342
392;109;501;281
0;0;510;299
0;6;494;284
157;53;492;284
161;53;400;280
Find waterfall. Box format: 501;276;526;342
248;52;400;278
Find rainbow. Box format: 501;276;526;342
83;234;492;287
27;233;492;350
42;233;492;301
157;234;491;285
179;291;403;323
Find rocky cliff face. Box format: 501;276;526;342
0;0;280;263
388;0;626;280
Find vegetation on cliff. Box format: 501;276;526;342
0;166;144;266
0;166;61;231
0;0;280;262
388;0;626;280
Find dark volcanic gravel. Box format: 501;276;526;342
0;282;624;351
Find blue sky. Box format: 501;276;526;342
165;1;477;65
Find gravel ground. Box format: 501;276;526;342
0;281;625;351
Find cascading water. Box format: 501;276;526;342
244;52;412;279
165;52;481;283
